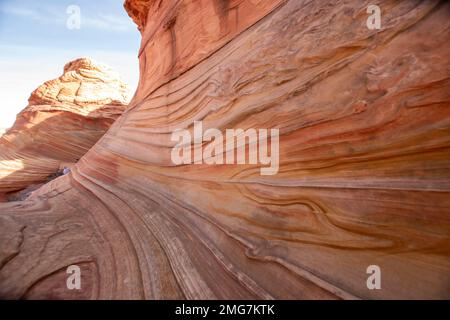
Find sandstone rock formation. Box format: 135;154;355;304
0;58;130;198
0;0;449;299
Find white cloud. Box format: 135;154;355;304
82;13;135;32
0;4;135;32
1;4;64;25
1;6;40;18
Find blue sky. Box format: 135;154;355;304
0;0;141;128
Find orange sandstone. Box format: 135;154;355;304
0;58;130;196
0;0;449;299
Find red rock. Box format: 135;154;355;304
0;0;449;299
0;58;130;196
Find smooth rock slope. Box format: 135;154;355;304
0;0;449;299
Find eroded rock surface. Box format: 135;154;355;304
0;58;130;197
0;0;449;299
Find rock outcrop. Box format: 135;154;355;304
0;0;449;299
0;58;130;197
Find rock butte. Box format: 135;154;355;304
0;58;130;200
0;0;449;299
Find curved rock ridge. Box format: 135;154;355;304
0;0;449;299
0;57;130;196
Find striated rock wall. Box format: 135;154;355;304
0;58;130;196
0;0;449;299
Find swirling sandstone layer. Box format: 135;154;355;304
0;0;449;299
0;58;130;197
